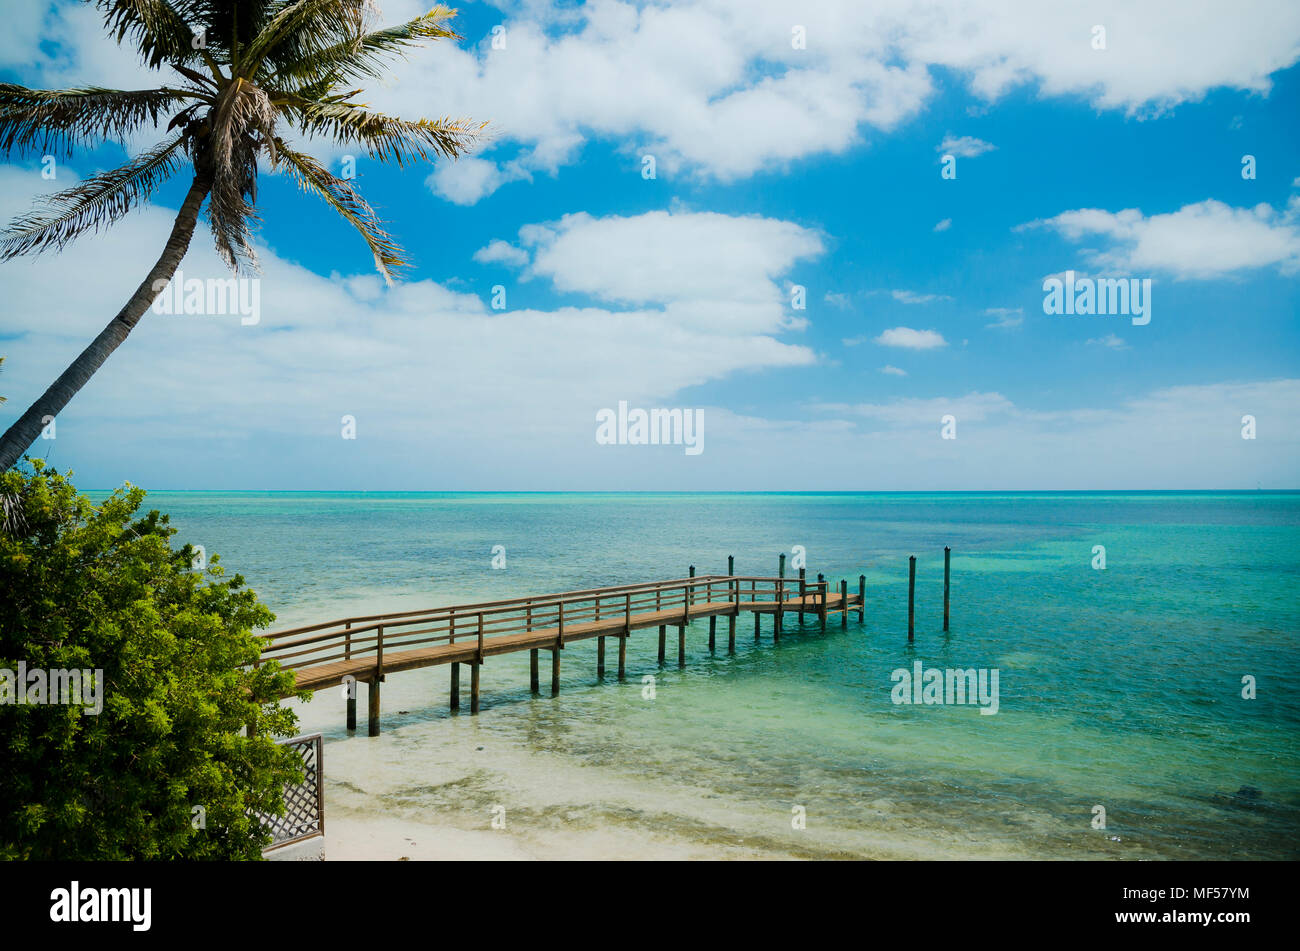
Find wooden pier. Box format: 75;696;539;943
256;567;866;736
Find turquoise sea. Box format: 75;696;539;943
142;491;1300;859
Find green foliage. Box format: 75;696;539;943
0;461;307;859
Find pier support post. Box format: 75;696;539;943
530;649;539;693
551;648;561;696
754;611;761;640
450;663;460;710
658;625;666;666
597;636;606;678
840;580;848;628
618;635;627;680
775;578;783;642
368;679;381;737
799;567;807;622
678;625;686;667
943;546;951;632
346;691;356;732
709;615;716;651
728;555;737;652
908;556;916;643
859;575;866;622
818;573;826;632
779;552;786;580
471;662;481;714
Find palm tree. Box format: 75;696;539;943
0;1;483;471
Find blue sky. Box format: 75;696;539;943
1;0;1299;489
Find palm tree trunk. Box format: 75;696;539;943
0;172;213;472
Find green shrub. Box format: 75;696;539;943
0;461;306;859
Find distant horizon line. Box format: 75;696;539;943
84;488;1300;495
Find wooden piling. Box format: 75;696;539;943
346;692;356;731
597;636;606;677
678;625;686;667
816;573;826;632
775;576;784;641
368;679;381;737
943;546;951;632
470;662;481;713
658;625;667;665
908;555;916;643
551;648;561;696
618;635;627;680
728;555;738;652
859;574;866;622
799;567;807;622
450;662;460;710
529;649;539;693
840;579;848;628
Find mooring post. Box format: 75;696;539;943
840;579;848;628
775;577;783;641
709;614;717;651
799;567;807;622
621;593;630;680
450;662;460;710
553;602;564;696
943;546;951;632
471;611;484;714
368;678;381;737
727;555;737;653
688;564;695;609
529;649;539;693
598;636;606;678
346;683;356;731
819;578;827;631
858;574;866;622
779;552;786;581
678;625;686;667
659;625;667;666
908;555;916;643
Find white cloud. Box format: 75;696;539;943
933;218;952;232
984;307;1024;329
312;0;1300;203
505;210;824;334
1088;333;1130;350
875;327;948;349
1026;199;1300;278
891;289;953;304
937;134;996;158
472;239;529;268
881;365;908;376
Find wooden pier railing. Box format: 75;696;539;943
257;569;867;736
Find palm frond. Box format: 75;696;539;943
283;98;484;166
266;6;459;87
0;133;189;258
271;135;406;283
0;84;203;158
239;0;373;78
95;0;200;69
207;78;276;270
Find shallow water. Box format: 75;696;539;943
141;491;1300;859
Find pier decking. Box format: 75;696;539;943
257;567;866;735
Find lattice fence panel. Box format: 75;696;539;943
253;734;324;849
